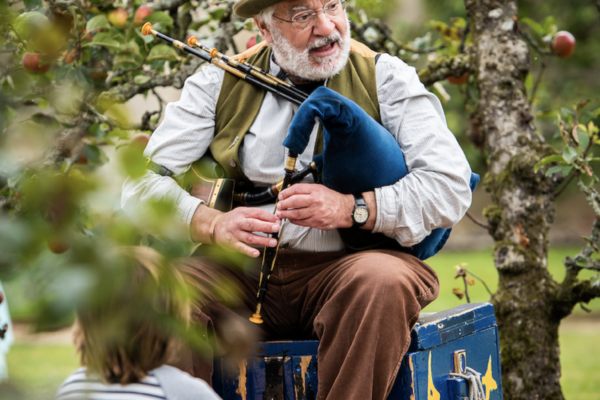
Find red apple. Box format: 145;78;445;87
134;5;153;27
81;29;94;41
552;31;575;59
447;72;468;85
246;36;257;50
48;236;70;254
64;49;78;64
76;153;88;164
22;53;50;74
108;8;129;29
130;133;151;150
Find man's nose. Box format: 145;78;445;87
311;11;336;37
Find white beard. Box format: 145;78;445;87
269;15;351;82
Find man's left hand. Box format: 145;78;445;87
276;184;376;231
276;184;353;230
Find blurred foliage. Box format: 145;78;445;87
0;0;599;397
0;0;260;379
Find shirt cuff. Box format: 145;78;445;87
373;186;398;236
177;195;204;242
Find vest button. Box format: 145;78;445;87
230;160;237;168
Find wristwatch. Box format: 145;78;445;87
351;193;369;227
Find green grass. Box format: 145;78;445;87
423;246;600;314
6;344;79;400
560;324;600;400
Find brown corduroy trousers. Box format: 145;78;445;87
174;249;439;400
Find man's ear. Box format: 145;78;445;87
254;16;274;44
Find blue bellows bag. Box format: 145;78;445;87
283;87;479;260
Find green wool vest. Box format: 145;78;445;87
209;41;380;188
210;41;398;251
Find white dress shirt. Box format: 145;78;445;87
121;53;473;251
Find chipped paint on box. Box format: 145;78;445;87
236;359;247;400
409;357;416;400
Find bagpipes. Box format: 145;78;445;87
142;24;479;324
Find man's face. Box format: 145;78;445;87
256;0;351;82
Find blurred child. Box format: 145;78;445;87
56;246;221;400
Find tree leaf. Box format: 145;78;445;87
534;155;564;172
23;0;41;9
134;75;151;84
75;66;93;89
578;130;590;151
148;44;178;61
452;288;464;300
108;127;128;139
121;40;141;57
143;12;174;27
5;106;17;120
546;165;567;177
542;16;557;36
55;65;75;85
113;52;140;68
521;17;544;36
87;32;120;49
561;107;574;117
86;15;110;32
563;146;578;163
209;7;227;20
31;112;57;126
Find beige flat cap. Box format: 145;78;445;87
233;0;287;18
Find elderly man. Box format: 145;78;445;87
122;0;472;398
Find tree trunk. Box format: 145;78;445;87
464;0;563;398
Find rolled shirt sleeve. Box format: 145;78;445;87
121;65;224;240
373;54;473;247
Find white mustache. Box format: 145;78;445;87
308;31;342;51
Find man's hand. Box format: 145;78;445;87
275;184;376;230
191;205;281;258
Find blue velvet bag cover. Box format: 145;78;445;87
283;87;479;260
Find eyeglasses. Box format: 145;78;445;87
273;0;347;31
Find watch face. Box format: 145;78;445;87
354;207;369;223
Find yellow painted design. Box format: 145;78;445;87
482;356;498;400
408;357;416;400
299;356;311;392
427;352;440;400
236;359;247;400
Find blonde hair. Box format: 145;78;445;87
73;246;192;384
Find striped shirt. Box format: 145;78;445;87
56;368;166;400
121;52;473;251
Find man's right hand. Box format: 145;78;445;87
190;205;281;258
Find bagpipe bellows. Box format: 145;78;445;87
284;87;409;194
284;87;479;260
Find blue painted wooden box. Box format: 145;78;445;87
213;303;503;400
